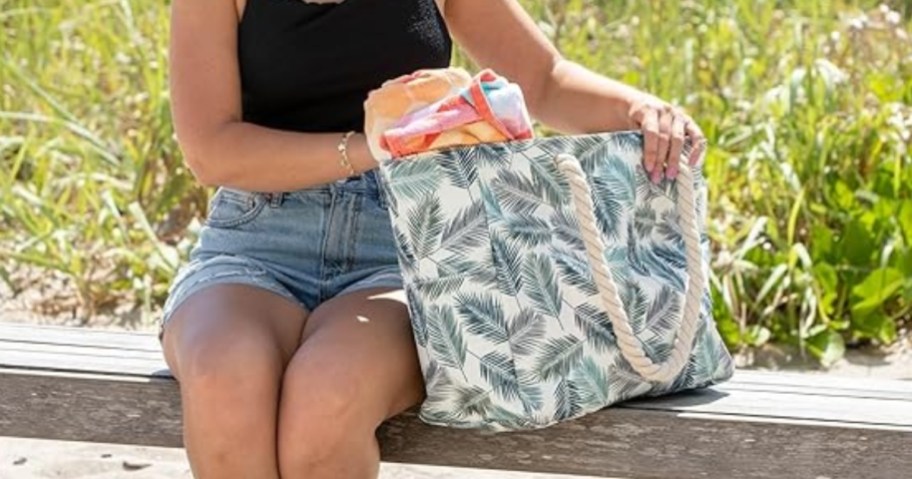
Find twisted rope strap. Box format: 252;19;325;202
555;153;705;383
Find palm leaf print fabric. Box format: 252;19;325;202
378;132;735;432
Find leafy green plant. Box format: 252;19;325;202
1;0;909;366
517;0;912;365
1;0;206;321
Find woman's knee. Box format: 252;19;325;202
162;285;303;387
183;332;284;394
164;310;285;394
276;353;369;466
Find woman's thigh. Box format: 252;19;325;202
161;284;308;478
161;283;307;377
280;287;424;428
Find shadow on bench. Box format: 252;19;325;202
1;322;910;479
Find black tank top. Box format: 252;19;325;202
238;0;452;133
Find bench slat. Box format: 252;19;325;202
1;367;909;479
2;341;165;361
4;327;912;394
720;369;912;395
0;322;160;352
0;350;171;378
3;327;912;426
2;322;910;479
622;388;912;428
7;336;911;428
379;405;912;479
713;381;912;401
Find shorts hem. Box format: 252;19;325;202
158;272;305;343
334;270;404;299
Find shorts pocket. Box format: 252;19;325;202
205;187;267;229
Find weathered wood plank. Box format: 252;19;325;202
379;407;912;479
5;337;911;427
713;381;912;401
0;349;171;377
2;322;911;478
4;322;912;393
0;368;183;447
721;369;912;395
0;322;160;351
1;341;165;361
622;388;912;428
2;324;912;426
0;323;169;376
1;368;909;479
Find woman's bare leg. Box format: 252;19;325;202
276;287;425;479
162;284;308;479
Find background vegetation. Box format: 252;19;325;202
1;0;910;366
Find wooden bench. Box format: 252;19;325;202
1;321;910;479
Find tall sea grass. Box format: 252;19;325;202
1;0;909;364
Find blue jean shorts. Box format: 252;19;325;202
158;169;403;338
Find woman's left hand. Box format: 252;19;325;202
628;96;706;183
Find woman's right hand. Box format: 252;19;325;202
626;95;706;184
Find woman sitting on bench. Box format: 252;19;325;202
162;0;705;478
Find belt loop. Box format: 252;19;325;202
266;192;284;207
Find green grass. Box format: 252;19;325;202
1;0;910;365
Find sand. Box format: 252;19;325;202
0;437;604;479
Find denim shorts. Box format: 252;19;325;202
158;169;403;338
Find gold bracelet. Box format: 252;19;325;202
337;130;356;178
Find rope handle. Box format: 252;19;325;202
554;153;705;383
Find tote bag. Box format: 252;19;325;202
377;131;734;432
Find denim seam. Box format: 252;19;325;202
205;194;266;229
344;194;363;274
317;189;335;305
217;188;258;207
336;268;403;297
157;259;304;342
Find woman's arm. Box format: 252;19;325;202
169;0;373;191
442;0;705;182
